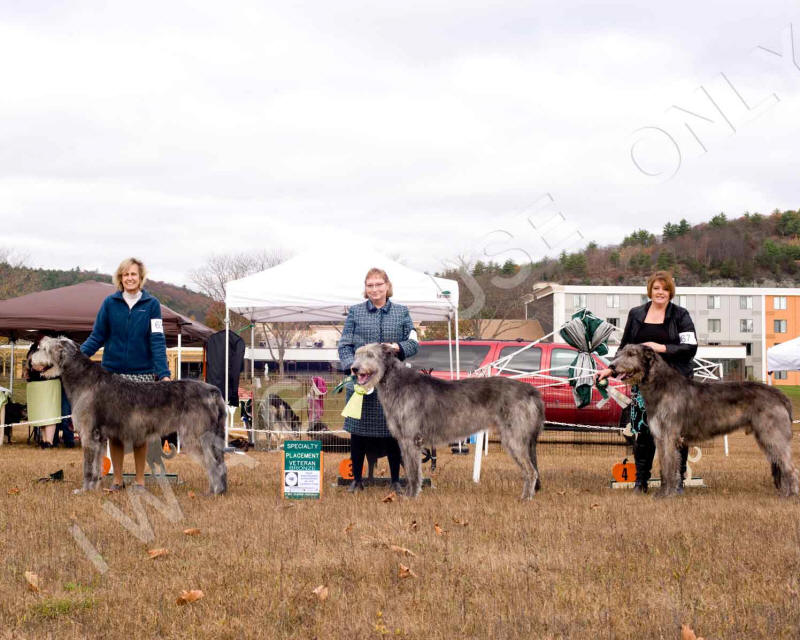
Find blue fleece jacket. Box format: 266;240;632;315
80;290;171;379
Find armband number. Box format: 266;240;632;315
151;319;164;334
679;331;696;345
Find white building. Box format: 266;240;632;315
527;284;800;382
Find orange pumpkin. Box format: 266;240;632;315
338;458;367;480
612;459;636;483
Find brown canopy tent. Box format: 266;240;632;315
0;280;213;345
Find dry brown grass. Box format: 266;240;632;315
1;432;799;640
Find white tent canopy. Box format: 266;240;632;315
767;336;800;372
225;248;459;322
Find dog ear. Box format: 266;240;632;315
381;343;398;360
640;345;657;379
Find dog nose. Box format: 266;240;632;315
351;365;359;374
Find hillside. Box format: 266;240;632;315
0;264;214;322
432;208;800;337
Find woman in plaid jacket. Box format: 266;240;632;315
338;268;418;493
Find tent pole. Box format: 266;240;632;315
9;339;14;395
177;333;182;380
454;307;460;380
447;316;454;381
176;332;182;454
224;306;230;446
250;324;255;380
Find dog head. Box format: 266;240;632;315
29;336;78;379
350;343;398;391
609;344;658;385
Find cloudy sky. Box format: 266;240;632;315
1;1;798;286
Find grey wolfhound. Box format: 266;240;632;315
611;344;799;498
350;343;544;499
30;337;228;494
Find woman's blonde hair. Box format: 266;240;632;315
647;270;676;300
363;267;393;299
113;257;147;291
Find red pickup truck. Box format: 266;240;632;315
408;340;628;429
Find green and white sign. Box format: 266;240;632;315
283;440;323;499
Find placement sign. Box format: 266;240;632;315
283;440;323;499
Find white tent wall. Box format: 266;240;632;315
766;336;800;373
226;248;458;323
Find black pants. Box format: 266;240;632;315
350;433;402;483
634;426;688;486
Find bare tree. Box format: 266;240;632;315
257;322;310;375
191;249;308;374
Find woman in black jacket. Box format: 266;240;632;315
597;271;698;493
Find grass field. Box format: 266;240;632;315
1;430;799;640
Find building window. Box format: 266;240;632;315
675;295;688;307
739;296;753;310
774;296;787;310
606;317;619;327
774;370;788;380
774;319;787;333
708;319;721;333
606;294;619;308
744;342;752;356
739;319;753;333
641;295;649;304
573;294;587;309
745;366;754;380
707;295;721;309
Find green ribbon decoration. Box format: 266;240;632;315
340;384;373;420
558;308;616;409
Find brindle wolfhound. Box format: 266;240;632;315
350;343;544;499
31;336;228;494
611;344;799;498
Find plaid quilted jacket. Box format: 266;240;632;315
337;299;418;437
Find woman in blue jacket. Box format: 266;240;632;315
81;257;171;492
338;268;418;493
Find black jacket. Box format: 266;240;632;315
619;301;698;378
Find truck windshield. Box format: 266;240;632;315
408;344;491;372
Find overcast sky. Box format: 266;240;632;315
1;1;798;286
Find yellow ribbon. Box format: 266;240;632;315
341;384;372;419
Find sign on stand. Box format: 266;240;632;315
283;440;323;499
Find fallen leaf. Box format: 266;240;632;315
24;571;39;592
69;512;78;521
382;492;396;503
8;487;20;495
176;589;204;605
398;563;417;579
451;517;468;527
556;490;566;496
590;503;601;510
183;528;201;536
312;585;329;601
434;523;446;536
344;522;354;534
681;625;697;640
187;491;196;499
408;520;418;532
389;545;416;557
147;548;169;559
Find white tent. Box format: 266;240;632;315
767;336;800;372
226;248;459;323
223;248;462;403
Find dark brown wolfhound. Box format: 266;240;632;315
31;336;228;494
611;344;799;498
350;343;544;499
